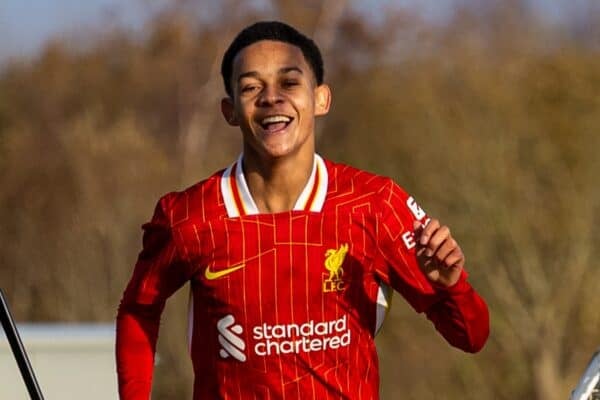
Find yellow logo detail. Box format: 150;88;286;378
205;263;245;280
323;243;349;292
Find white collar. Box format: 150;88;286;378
220;154;328;217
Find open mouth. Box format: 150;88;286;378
259;115;293;133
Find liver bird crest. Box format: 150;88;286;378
324;243;349;281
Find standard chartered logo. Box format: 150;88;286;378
217;315;247;362
216;314;351;362
253;315;351;356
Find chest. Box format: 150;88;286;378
178;211;380;315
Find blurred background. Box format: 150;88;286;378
0;0;599;399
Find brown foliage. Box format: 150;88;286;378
1;1;599;399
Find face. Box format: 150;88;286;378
222;40;330;161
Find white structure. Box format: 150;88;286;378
571;349;600;400
0;323;117;400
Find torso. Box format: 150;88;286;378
168;157;402;399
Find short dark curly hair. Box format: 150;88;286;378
221;21;324;97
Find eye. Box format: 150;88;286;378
282;79;299;89
241;85;259;93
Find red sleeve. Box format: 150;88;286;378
374;179;489;353
116;194;193;399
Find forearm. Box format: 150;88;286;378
425;277;489;353
116;301;164;399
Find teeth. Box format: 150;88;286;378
261;115;291;124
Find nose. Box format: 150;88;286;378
257;85;283;107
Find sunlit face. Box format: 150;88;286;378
222;40;330;161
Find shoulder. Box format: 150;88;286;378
324;158;409;203
155;169;226;226
323;158;425;220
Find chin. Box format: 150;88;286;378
261;146;295;159
256;138;297;158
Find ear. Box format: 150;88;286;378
314;84;331;117
221;97;239;126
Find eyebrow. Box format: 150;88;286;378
237;66;304;83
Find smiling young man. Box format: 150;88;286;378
116;21;489;399
221;37;331;213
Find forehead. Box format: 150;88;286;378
232;40;309;78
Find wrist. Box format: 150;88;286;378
431;270;470;294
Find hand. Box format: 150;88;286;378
413;219;464;287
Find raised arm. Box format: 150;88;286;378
374;180;489;352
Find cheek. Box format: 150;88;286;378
235;102;254;121
294;94;315;118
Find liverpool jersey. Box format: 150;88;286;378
116;155;489;399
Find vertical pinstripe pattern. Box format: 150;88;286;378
117;157;485;399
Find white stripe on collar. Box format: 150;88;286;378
220;160;239;218
294;154;328;212
233;154;259;215
309;155;328;212
220;154;328;217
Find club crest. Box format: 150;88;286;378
323;243;349;293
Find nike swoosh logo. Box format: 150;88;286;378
205;263;245;280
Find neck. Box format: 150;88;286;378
242;151;315;214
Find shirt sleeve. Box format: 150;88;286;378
373;179;489;353
115;194;193;399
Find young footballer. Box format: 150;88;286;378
116;21;489;399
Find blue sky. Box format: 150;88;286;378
0;0;154;61
0;0;593;63
0;0;413;62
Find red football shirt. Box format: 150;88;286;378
116;155;489;399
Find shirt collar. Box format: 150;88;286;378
220;154;328;217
